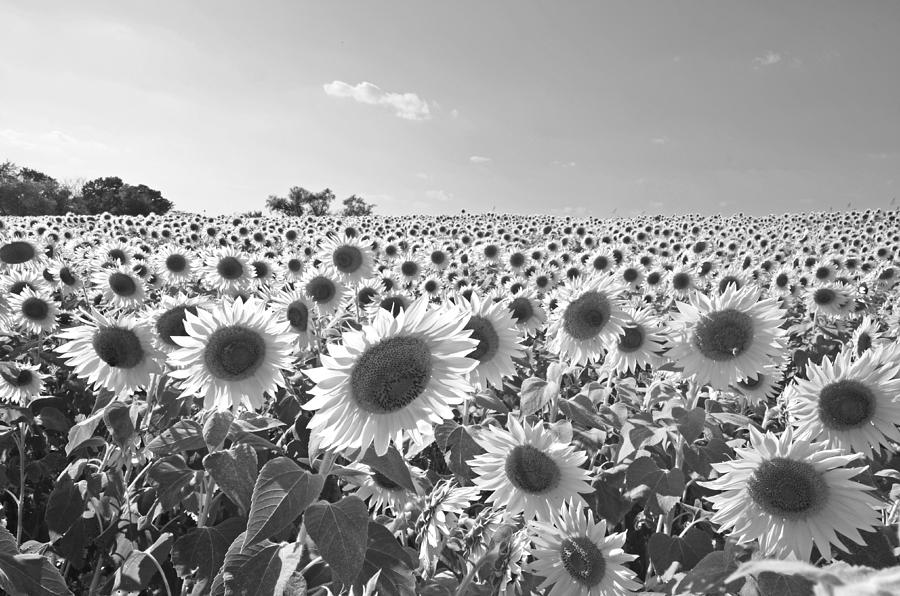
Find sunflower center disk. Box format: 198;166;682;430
286;302;309;331
563;291;611;340
692;308;754;361
59;267;77;286
1;368;33;387
108;248;128;264
813;288;838;306
857;333;872;354
21;297;50;321
166;254;187;273
560;535;606;586
333;245;363;273
92;327;145;369
108;272;137;297
617;325;645;353
251;261;269;279
217;256;244;280
306;276;336;303
504;444;561;494
350;336;432;414
380;296;408;316
775;273;789;288
818;379;875;429
747;457;828;519
400;261;418;277
738;375;762;389
464;315;500;362
204;326;267;381
0;241;36;265
156;306;196;346
508;297;534;323
357;287;377;306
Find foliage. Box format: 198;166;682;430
266;187;376;217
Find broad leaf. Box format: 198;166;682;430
147;419;206;455
647;527;714;573
434;421;484;483
172;518;245;595
359;445;415;493
305;496;369;586
244;457;324;549
203;443;258;515
203;409;234;452
519;376;556;416
224;541;304;596
44;475;85;541
0;552;73;596
113;532;173;592
354;521;416;596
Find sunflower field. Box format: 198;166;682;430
1;209;900;596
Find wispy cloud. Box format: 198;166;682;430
0;128;110;152
650;137;668;145
753;51;782;69
469;155;491;164
551;160;577;168
323;81;432;121
425;189;453;202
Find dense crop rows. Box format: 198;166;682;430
1;209;899;595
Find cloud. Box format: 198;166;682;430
469;155;491;164
650;137;668;145
414;172;430;180
551;160;577;168
323;81;432;121
0;128;110;153
425;189;453;202
753;51;782;69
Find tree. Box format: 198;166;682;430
266;186;335;217
341;195;375;217
0;161;70;216
81;176;172;215
81;176;125;214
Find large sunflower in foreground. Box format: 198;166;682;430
167;297;294;410
56;310;162;393
302;297;477;456
528;500;639;596
547;274;628;366
469;417;593;522
700;426;883;561
666;284;787;390
786;348;900;458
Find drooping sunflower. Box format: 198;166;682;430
267;286;316;351
0;362;44;404
302;296;477;456
849;315;889;357
505;288;548;337
786;348;900;458
56;310;163;393
342;461;423;515
469;417;593;521
700;426;883;561
666;284;787;390
604;306;667;375
167;296;294;410
528;499;640;596
547;274;628;366
317;234;375;285
455;291;525;390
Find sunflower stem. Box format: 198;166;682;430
15;422;27;545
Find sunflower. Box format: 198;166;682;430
300;267;348;316
0;362;44;404
317;234;375;285
152;245;195;287
455;291;525;390
96;240;134;267
469;417;593;521
418;480;482;572
201;246;254;295
395;254;423;285
700;427;883;561
0;269;51;297
786;348;900;458
547;275;628;366
7;287;59;335
56;310;162;393
343;461;423;514
604;306;667;375
505;288;548;337
528;499;639;596
850;315;889;357
0;237;45;272
666;284;787;390
420;275;444;299
146;293;213;354
91;265;146;309
267;287;316;351
730;362;785;406
302;296;477;456
167;296;294;410
47;260;84;297
767;264;795;297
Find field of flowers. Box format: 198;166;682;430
1;209;899;595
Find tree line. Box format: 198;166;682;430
0;160;173;216
266;187;376;217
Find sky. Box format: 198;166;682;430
1;1;898;217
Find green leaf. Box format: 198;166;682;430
0;552;74;596
103;400;134;446
44;475;85;541
172;518;245;595
244;457;324;550
672;406;705;443
0;525;18;556
434;421;484;483
676;549;746;594
147;419;206;455
203;409;234;452
224;541;304;596
359;445;415;493
204;443;259;516
519;376;556;416
34;407;70;433
353;521;416;596
743;571;815;596
647;527;715;573
113;532;173;592
625;457;685;512
65;410;104;455
305;496;369;585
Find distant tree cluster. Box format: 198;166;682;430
266;186;375;218
0;160;173;216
